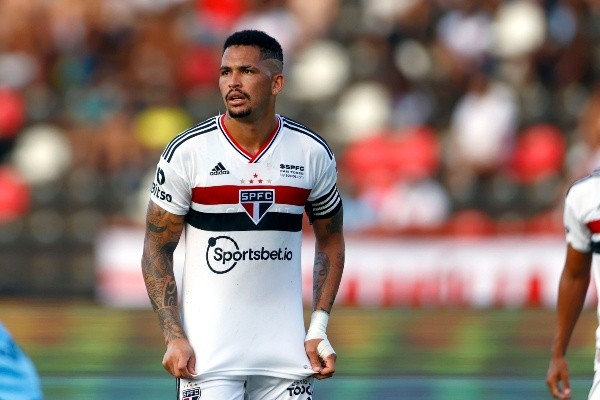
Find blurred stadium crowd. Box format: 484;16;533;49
0;0;599;295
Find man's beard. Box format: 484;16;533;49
228;106;252;119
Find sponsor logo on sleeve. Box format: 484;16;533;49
151;167;172;202
151;183;172;202
156;167;166;184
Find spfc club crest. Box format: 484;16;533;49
182;387;201;399
239;189;274;224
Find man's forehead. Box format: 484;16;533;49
221;45;262;64
220;45;282;74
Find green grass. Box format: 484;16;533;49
1;300;596;399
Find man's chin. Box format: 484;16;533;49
227;108;252;119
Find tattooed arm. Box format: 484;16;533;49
141;200;196;378
305;206;345;380
311;207;345;313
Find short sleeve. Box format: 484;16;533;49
149;158;191;215
564;193;591;253
305;153;342;222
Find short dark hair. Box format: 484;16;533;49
223;30;283;64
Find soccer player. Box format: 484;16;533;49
141;30;344;400
0;321;44;400
547;170;600;400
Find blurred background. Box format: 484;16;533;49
1;0;599;398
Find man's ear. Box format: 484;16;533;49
272;74;284;95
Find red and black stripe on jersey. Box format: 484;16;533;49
186;184;310;232
184;183;342;231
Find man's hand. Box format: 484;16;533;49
162;338;197;379
305;338;336;380
546;356;572;399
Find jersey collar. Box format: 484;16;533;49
218;114;281;163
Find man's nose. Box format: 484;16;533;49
228;72;242;87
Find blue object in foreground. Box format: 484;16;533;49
0;322;44;400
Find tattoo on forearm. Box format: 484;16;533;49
141;202;185;340
313;251;330;309
157;307;186;342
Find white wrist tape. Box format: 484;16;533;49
305;310;329;340
317;338;335;358
306;311;336;357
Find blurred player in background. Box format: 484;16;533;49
141;29;345;400
547;169;600;399
0;321;44;400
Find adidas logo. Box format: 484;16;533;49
210;162;230;175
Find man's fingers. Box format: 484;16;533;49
162;340;196;378
548;382;561;399
307;351;322;373
305;339;323;373
314;354;336;380
305;338;337;378
561;375;571;396
547;378;572;399
187;354;197;376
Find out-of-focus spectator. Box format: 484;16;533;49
0;166;30;224
192;0;248;38
0;89;26;141
10;124;72;185
232;0;303;63
508;124;566;184
435;0;494;77
506;124;566;215
444;71;518;215
492;0;546;60
334;82;392;144
286;39;351;103
364;178;450;231
567;83;600;180
342;125;449;230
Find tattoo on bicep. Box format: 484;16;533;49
148;221;167;234
313;251;330;306
326;209;343;235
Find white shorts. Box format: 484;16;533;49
177;376;314;400
590;370;600;400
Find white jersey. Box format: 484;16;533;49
150;114;342;379
564;169;600;371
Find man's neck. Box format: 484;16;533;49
224;114;278;156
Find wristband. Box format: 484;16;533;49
305;310;329;340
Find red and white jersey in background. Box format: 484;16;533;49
564;168;600;371
150;114;342;379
